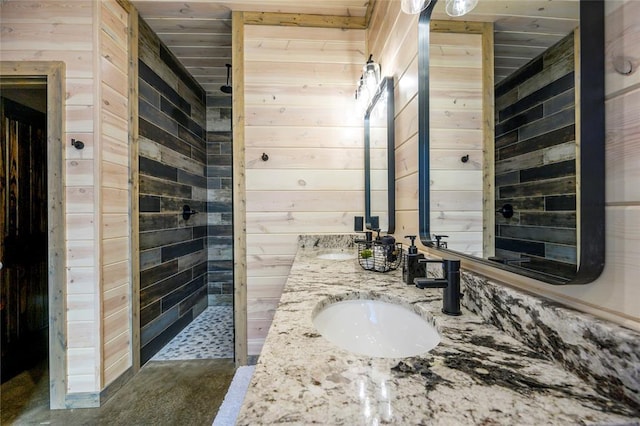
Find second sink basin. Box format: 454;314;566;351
317;252;356;261
313;299;440;358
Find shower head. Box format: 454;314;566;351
220;63;232;94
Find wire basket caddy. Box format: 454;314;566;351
357;241;402;272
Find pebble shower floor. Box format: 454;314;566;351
152;306;234;360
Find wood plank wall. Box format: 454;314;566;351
0;0;100;395
0;0;137;399
548;0;639;327
367;2;483;254
232;11;247;365
137;17;209;364
243;25;366;354
368;1;420;249
99;0;132;387
367;0;640;329
429;31;484;256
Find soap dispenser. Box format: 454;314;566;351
403;235;426;285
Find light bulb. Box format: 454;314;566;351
362;57;381;99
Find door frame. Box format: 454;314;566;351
1;61;67;409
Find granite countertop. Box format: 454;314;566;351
237;237;640;425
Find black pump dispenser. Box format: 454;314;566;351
403;235;426;285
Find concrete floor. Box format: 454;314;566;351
1;358;235;425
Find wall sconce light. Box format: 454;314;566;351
362;54;381;98
355;55;381;113
401;0;433;14
445;0;478;16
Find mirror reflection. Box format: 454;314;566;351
365;76;395;233
422;0;604;284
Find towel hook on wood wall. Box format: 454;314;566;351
497;203;514;219
182;205;198;220
71;138;85;150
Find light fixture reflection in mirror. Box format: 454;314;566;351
445;0;478;17
402;0;432;15
402;0;477;16
355;75;367;114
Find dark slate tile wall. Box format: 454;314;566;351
138;18;208;364
206;94;233;306
494;33;577;281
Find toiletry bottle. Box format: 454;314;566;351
403;235;425;285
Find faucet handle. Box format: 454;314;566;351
433;234;449;249
404;235;417;245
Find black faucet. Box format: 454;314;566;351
414;258;462;316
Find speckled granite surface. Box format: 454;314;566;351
462;273;640;410
237;235;640;425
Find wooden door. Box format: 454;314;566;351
0;96;48;383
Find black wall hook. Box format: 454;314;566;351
182;205;198;220
461;154;469;163
497;204;514;219
71;139;85;150
261;153;269;161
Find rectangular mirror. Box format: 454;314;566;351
419;0;605;284
365;76;395;233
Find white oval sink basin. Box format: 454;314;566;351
317;252;356;261
313;299;440;358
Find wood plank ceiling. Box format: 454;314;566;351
131;0;579;94
431;0;580;82
131;1;369;94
